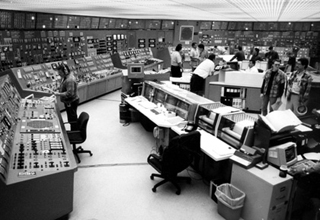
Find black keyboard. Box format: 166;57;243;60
150;109;160;115
234;150;253;162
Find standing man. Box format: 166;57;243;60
260;60;286;116
190;42;200;71
286;57;313;115
198;44;209;63
265;46;279;69
230;46;245;62
190;54;216;96
54;63;80;130
285;51;296;73
170;43;183;78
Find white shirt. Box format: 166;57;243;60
246;66;259;73
193;59;215;79
190;48;199;59
291;74;303;94
171;51;182;66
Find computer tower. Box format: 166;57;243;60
231;163;293;220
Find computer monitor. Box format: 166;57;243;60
267;142;298;167
164;94;178;112
175;100;189;120
153;88;166;105
127;63;144;79
142;82;154;101
227;61;239;70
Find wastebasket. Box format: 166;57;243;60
215;183;245;220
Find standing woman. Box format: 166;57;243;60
54;63;80;129
171;44;183;78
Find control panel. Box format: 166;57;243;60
0;74;74;185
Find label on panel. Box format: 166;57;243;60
54;15;68;29
91;17;100;29
13;12;25;29
25;13;36;29
0;10;12;29
80;17;91;29
68;16;80;28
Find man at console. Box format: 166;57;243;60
190;54;216;96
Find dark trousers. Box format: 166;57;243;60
171;65;182;78
65;98;79;130
190;74;205;96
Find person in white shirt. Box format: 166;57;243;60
246;60;259;73
190;54;216;96
190;42;200;71
170;43;183;77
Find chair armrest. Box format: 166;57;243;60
147;153;161;161
66;130;81;135
63;121;77;125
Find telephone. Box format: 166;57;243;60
185;122;197;132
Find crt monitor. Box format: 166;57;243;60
267;142;298;167
142;82;153;101
164;94;178;112
127;63;144;79
153;88;166;105
175;100;189;120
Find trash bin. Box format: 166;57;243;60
215;183;245;220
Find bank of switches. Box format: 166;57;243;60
12;133;70;171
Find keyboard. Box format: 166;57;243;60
150;109;161;115
234;150;254;162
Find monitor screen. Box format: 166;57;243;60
164;94;178;112
285;145;296;163
127;63;144;79
267;142;297;167
153;88;166;105
142;83;153;101
175;100;189;120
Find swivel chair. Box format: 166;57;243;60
66;112;93;163
147;131;201;195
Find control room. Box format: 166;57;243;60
0;1;320;220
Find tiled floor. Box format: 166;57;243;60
61;89;225;220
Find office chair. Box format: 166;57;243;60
65;112;93;163
147;131;201;195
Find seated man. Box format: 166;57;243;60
245;60;259;73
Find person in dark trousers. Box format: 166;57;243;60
265;46;279;69
190;54;216;96
170;43;183;77
54;62;80;130
230;45;245;62
285;51;297;73
260;59;286;116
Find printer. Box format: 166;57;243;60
197;103;241;136
219;112;256;148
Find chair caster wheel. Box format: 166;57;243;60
176;190;180;195
150;175;154;180
152;188;156;193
